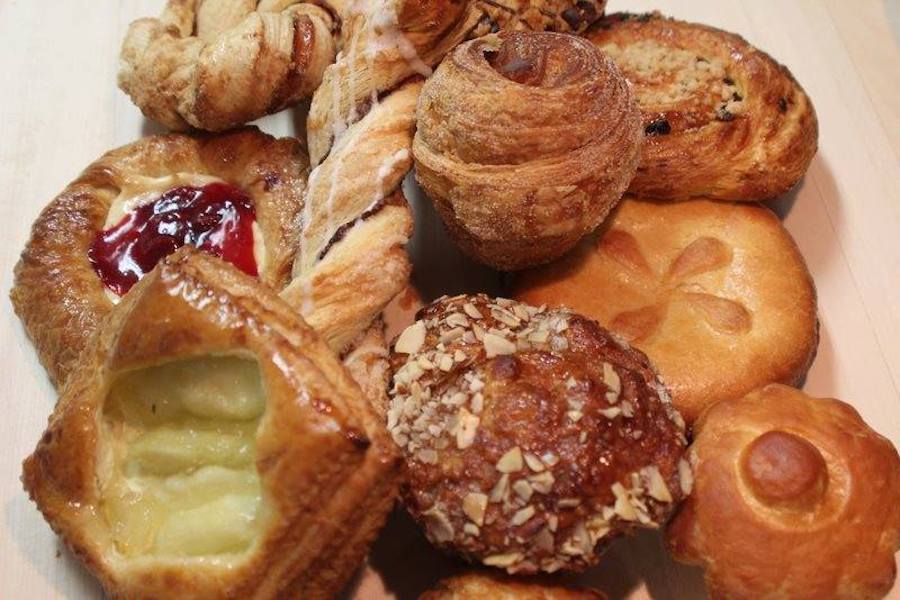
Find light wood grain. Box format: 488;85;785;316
1;1;898;598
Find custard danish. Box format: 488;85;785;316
586;13;818;202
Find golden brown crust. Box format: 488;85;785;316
11;127;307;387
21;248;401;599
472;0;607;36
281;80;419;354
388;294;688;574
413;31;641;270
513;198;818;424
421;571;606;599
666;384;900;599
586;12;818;202
119;0;336;131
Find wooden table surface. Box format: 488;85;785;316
2;1;899;598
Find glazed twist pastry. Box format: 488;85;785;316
22;249;400;599
413;31;641;270
586;13;818;201
119;0;336;131
667;385;900;599
281;80;419;353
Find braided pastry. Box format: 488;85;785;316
413;31;641;270
22;249;400;599
119;0;336;131
586;13;818;201
667;384;900;599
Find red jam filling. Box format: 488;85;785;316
89;182;258;296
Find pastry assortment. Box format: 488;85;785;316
513;198;818;423
11;1;899;599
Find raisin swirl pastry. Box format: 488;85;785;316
667;385;900;599
119;0;336;131
586;13;818;201
388;295;690;574
22;249;400;599
413;31;641;270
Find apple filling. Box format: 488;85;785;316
100;356;268;559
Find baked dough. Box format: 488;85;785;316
586;12;818;202
12;127;307;387
389;294;689;574
22;248;401;599
413;31;641;270
119;0;336;131
666;384;900;599
513;198;818;424
421;572;605;599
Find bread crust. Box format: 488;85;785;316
666;384;900;599
119;0;336;131
388;294;689;574
586;12;818;202
11;127;308;387
421;571;606;599
21;248;401;599
513;198;819;424
413;31;641;270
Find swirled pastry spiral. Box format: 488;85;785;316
388;295;689;574
22;249;400;599
413;31;641;270
514;198;818;424
119;0;336;131
586;13;818;201
666;384;900;599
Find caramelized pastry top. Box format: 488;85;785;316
587;12;818;201
666;384;900;599
389;295;689;574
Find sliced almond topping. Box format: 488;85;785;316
496;447;523;473
599;407;621;419
445;313;470;328
456;407;479;449
645;465;673;503
558;497;581;508
489;474;510;503
423;507;455;543
603;362;621;394
469;376;485;392
540;451;559;466
463;492;488;526
483;332;517;358
612;482;637;521
439;354;454;371
547;514;559;532
417;355;435;370
679;458;694;496
395;321;426;354
621;401;635;418
440;327;464;343
523;453;545;472
512;479;534;502
533;527;555;552
463;523;480;536
529;328;550;343
483;552;522;568
471;393;484;414
454;349;467;362
417;449;438;464
529;471;555;494
567;410;583;422
511;506;535;526
463;302;484;319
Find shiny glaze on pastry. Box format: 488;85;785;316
413;31;641;270
666;384;900;599
388;295;689;574
514;198;818;424
11;128;306;387
119;0;336;131
421;572;606;599
586;12;818;202
22;249;401;599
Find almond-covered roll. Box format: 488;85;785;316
388;294;689;574
413;31;642;271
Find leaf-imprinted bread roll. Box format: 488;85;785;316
666;384;900;599
514;198;818;424
413;31;641;270
586;12;818;202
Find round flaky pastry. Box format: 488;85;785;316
666;384;900;599
388;294;689;574
22;249;401;599
119;0;336;131
513;198;818;424
586;12;818;202
413;31;641;270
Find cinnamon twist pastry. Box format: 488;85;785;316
281;80;419;353
666;385;900;599
586;13;818;201
413;31;641;270
119;0;336;131
22;249;400;599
